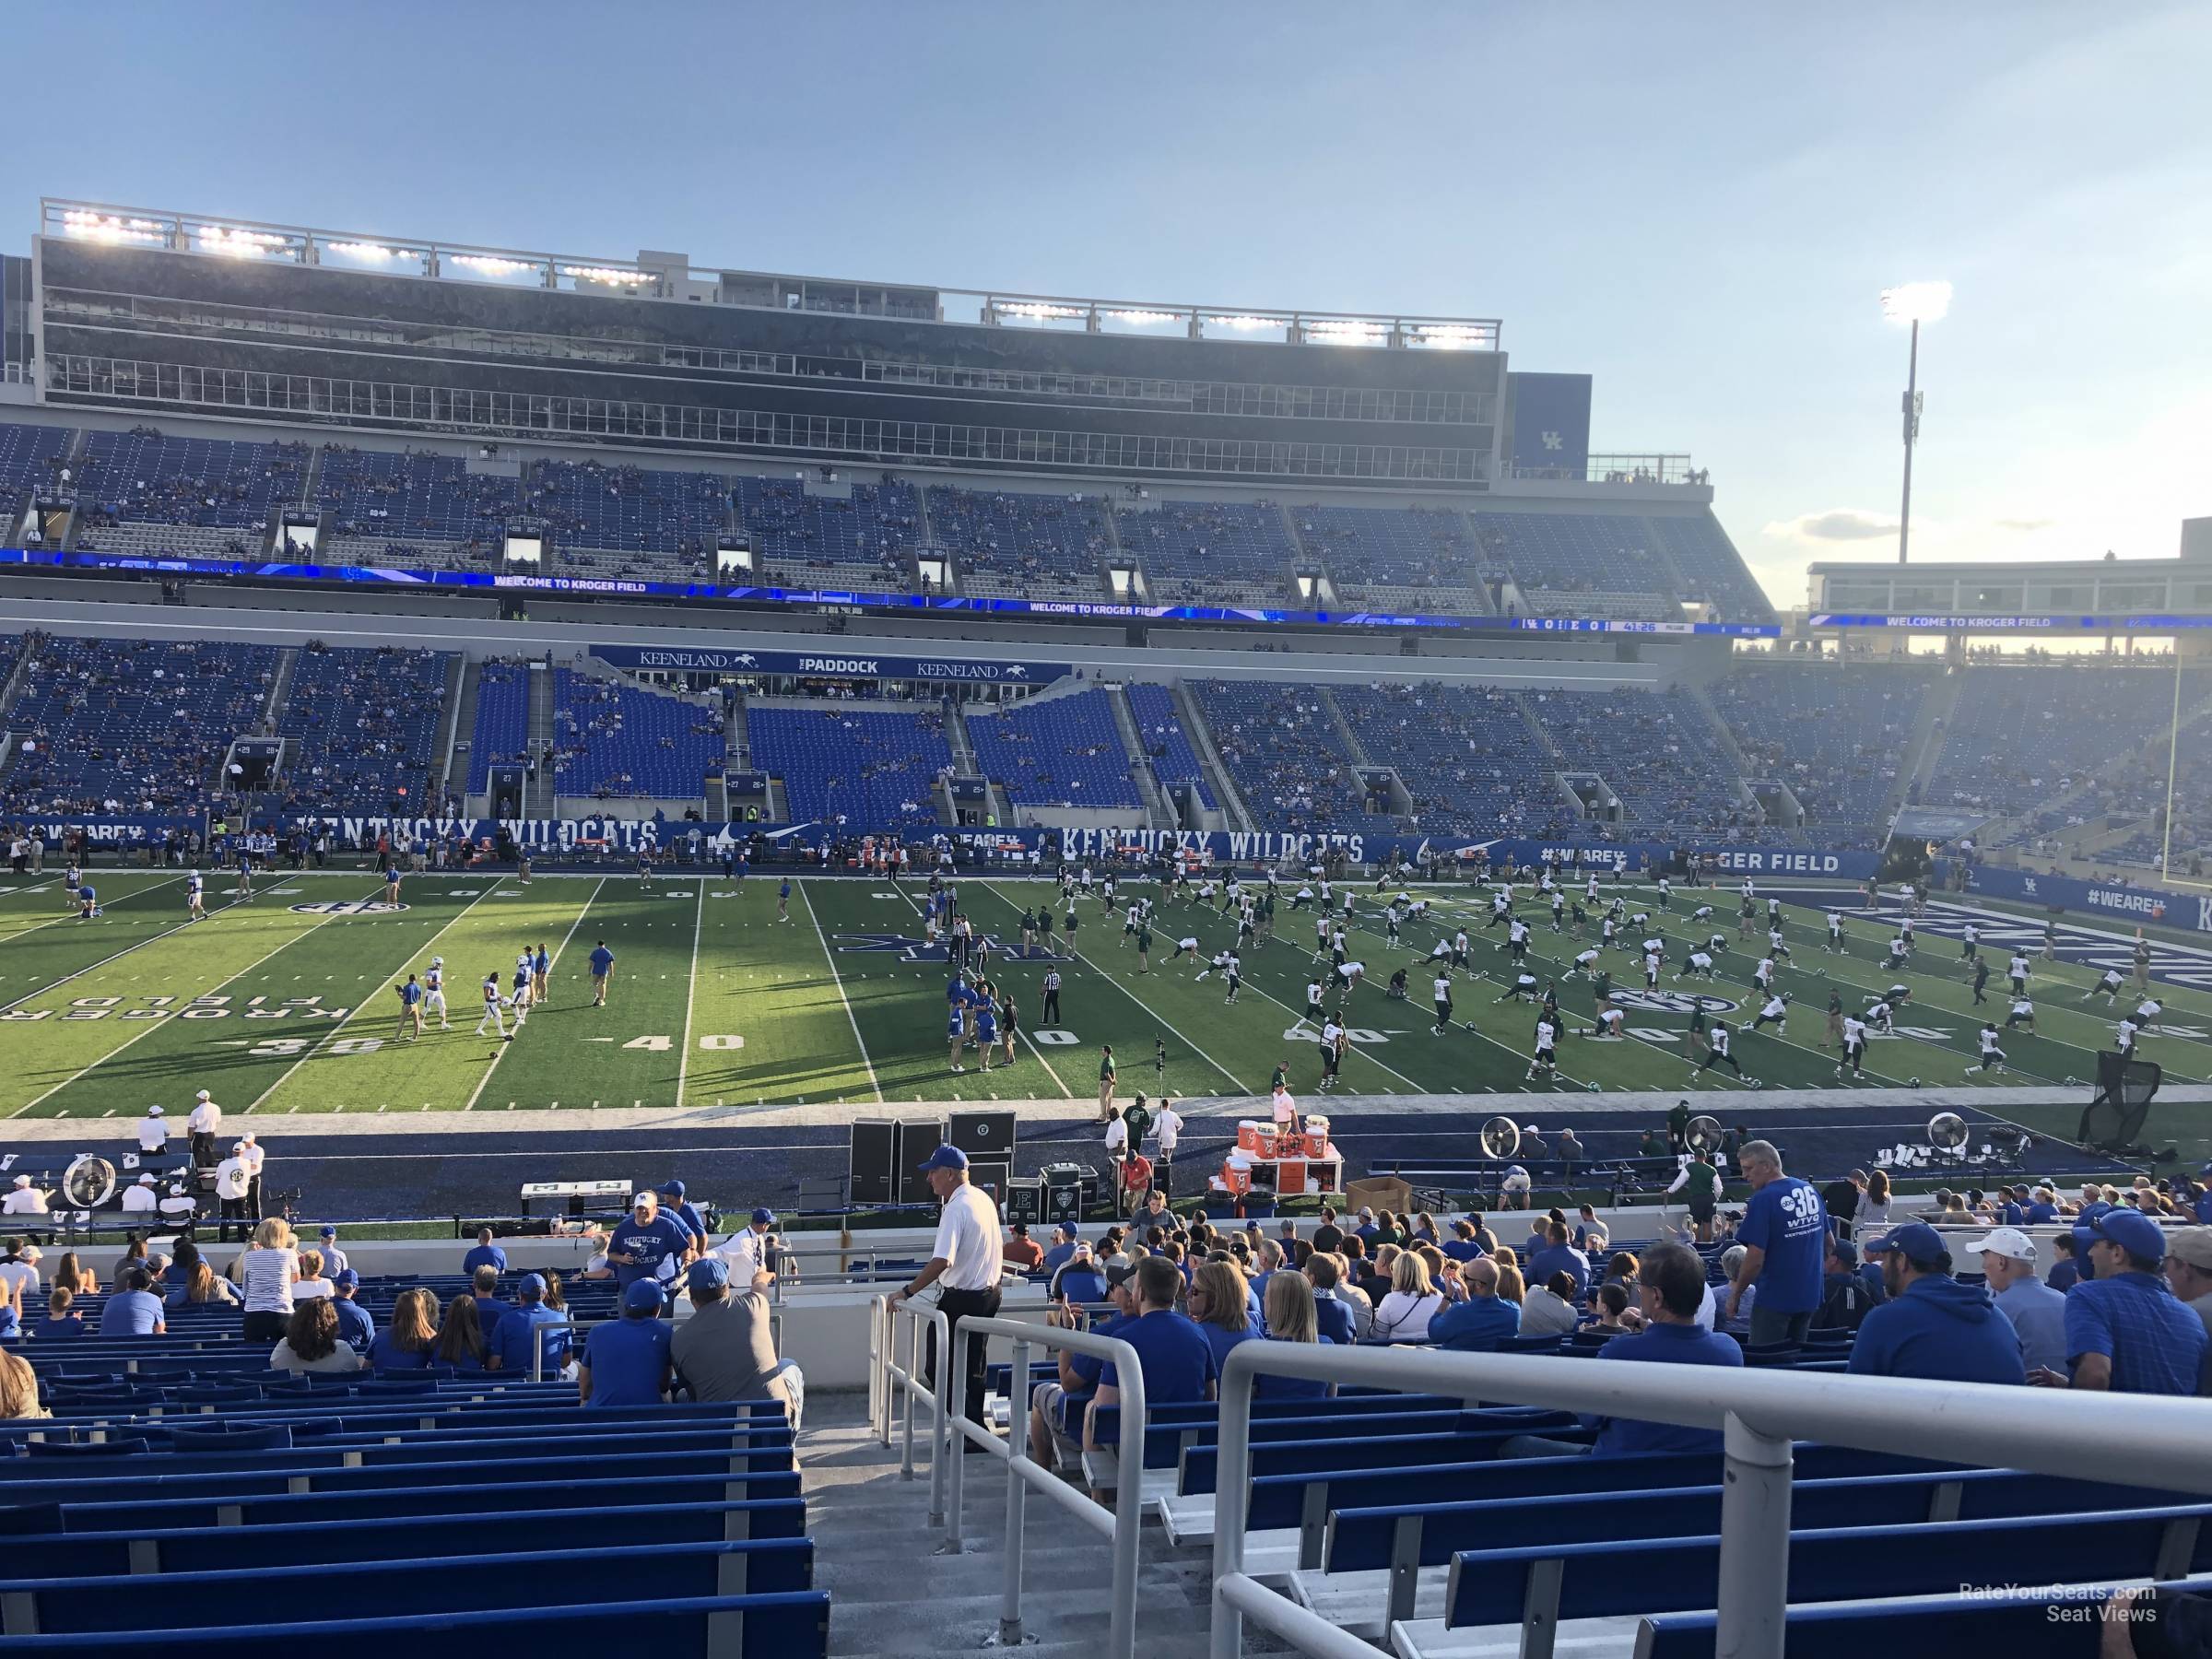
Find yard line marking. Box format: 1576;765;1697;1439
12;903;352;1118
239;881;514;1112
0;876;194;1009
980;881;1249;1095
461;878;605;1115
675;881;706;1108
796;879;881;1104
883;883;1072;1099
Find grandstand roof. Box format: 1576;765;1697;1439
41;197;1500;349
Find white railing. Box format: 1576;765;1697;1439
947;1314;1147;1659
876;1296;1148;1659
1206;1343;2212;1659
877;1296;951;1526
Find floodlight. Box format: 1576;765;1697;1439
559;265;651;285
1880;281;1952;324
1103;309;1178;325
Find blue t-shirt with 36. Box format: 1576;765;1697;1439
1737;1176;1828;1313
584;1317;671;1406
1098;1309;1217;1406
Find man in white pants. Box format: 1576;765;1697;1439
422;957;450;1030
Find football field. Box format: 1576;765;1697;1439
1;868;2206;1122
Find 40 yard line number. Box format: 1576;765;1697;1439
623;1034;744;1051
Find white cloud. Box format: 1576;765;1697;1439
1761;509;1900;543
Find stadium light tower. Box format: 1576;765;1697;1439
1880;281;1951;564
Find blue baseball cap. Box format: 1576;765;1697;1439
623;1278;669;1313
332;1268;360;1289
917;1144;969;1173
2077;1207;2167;1264
658;1179;688;1199
518;1273;547;1298
1054;1221;1078;1241
750;1207;776;1226
320;1225;338;1239
1865;1222;1947;1262
688;1257;730;1291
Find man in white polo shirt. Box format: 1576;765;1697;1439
187;1090;222;1168
889;1145;1004;1442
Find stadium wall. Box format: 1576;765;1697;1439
32;810;1882;879
1941;860;2212;935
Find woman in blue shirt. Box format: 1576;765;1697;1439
431;1294;488;1373
1186;1261;1254;1376
1257;1272;1335;1402
368;1288;438;1371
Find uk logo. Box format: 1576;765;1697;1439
1541;430;1563;451
834;932;1069;963
2023;877;2038;895
288;900;408;915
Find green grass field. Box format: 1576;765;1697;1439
0;867;2206;1122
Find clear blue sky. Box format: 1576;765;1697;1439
6;1;2206;609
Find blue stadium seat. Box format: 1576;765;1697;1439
750;704;952;830
1184;678;1396;834
1292;503;1486;612
76;430;309;530
1707;661;1939;846
465;660;532;794
1638;1575;2212;1659
278;643;454;811
735;477;919;582
1123;683;1218;808
1436;1504;2212;1630
552;668;726;799
2;636;279;816
0;1594;830;1658
1119;500;1296;606
317;448;519;567
925;484;1111;600
967;689;1140;809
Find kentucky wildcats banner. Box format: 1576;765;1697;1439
33;812;1882;880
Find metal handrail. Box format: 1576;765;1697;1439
878;1296;952;1527
1206;1343;2212;1659
945;1313;1146;1659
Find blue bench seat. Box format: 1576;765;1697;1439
0;1500;797;1578
0;1592;830;1657
1436;1504;2212;1631
0;1538;811;1633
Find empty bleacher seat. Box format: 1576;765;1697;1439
552;668;726;800
966;689;1140;809
3;636;280;816
750;704;952;830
